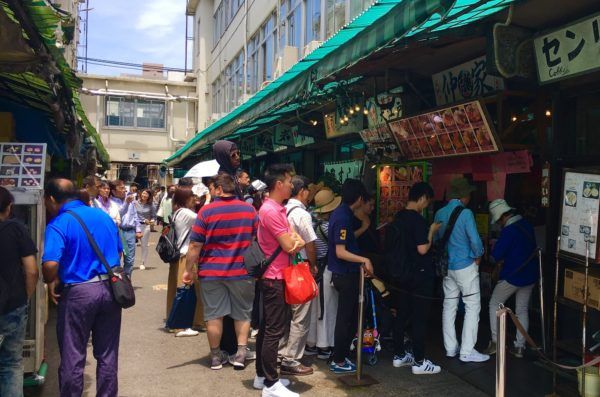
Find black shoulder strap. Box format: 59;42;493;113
317;223;328;243
66;210;114;276
266;245;283;265
286;206;301;217
440;206;465;248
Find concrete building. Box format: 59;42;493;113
79;69;197;185
186;0;372;130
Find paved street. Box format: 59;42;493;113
28;232;487;397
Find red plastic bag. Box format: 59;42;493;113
283;255;318;305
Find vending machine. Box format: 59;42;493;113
0;142;48;384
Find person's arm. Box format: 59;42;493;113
417;222;441;255
491;228;512;262
354;211;370;238
22;255;38;297
335;245;373;275
118;198;131;217
305;241;317;273
182;241;204;284
464;210;484;261
276;230;305;254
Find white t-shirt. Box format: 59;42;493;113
172;208;197;255
285;198;317;260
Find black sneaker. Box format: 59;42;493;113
304;345;318;356
317;348;332;360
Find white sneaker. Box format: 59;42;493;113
261;380;298;397
392;352;414;368
139;264;146;270
412;359;441;375
175;328;199;337
459;350;490;363
253;376;291;390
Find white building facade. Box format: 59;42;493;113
187;0;372;130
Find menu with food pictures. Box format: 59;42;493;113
0;143;46;189
359;124;401;160
376;162;430;226
559;170;600;263
388;100;500;160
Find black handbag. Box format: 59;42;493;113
67;210;136;309
243;240;282;278
432;206;464;278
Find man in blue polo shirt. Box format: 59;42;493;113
328;179;374;374
42;178;123;397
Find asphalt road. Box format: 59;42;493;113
27;232;487;397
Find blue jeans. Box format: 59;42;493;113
120;229;136;276
0;304;28;397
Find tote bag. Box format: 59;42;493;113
283;254;318;305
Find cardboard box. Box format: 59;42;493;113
564;268;600;310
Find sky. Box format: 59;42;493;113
81;0;188;76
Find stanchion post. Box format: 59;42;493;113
338;267;378;387
551;236;560;395
538;249;547;353
496;305;508;397
582;241;591;397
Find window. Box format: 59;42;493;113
305;0;322;43
105;96;165;130
212;0;245;47
326;0;346;38
349;0;369;20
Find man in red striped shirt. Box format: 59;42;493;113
183;173;258;371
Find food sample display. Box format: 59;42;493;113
0;143;46;189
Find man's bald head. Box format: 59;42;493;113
45;178;78;204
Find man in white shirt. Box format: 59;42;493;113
278;176;318;376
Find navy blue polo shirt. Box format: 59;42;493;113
327;203;361;274
42;200;123;284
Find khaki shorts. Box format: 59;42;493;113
200;278;255;322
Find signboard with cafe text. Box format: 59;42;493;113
534;13;600;84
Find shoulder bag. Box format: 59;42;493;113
432;206;465;278
67;211;136;309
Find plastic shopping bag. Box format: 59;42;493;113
283;255;318;305
166;285;197;329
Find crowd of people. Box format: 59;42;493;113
0;139;541;397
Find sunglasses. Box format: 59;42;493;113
230;151;240;158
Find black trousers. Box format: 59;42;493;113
220;316;237;355
332;272;360;364
391;270;435;362
255;279;287;387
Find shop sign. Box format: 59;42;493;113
432;56;504;106
559;169;600;263
323;113;363;139
323;159;363;186
239;137;254;159
0;143;46;189
534;14;600;84
541;161;550;208
254;131;286;155
274;124;315;148
365;86;403;128
388;100;500;161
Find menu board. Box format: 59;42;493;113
359;124;402;161
388;100;500;160
559;170;600;263
0;143;46;189
376;162;429;226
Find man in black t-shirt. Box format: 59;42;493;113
0;187;38;397
389;182;441;375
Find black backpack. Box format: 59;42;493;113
156;211;190;263
383;212;413;283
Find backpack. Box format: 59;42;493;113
383;212;413;283
156;210;190;263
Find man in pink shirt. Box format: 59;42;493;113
255;164;305;397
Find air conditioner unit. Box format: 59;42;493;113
273;46;298;79
303;40;322;58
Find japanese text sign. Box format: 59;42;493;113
534;14;600;83
432;56;504;106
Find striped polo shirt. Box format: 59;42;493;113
190;196;258;280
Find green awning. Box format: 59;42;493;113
0;0;110;167
165;0;515;166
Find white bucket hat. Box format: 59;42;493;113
489;199;514;223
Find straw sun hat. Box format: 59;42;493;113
313;189;341;214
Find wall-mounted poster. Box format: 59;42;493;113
365;86;403;128
0;143;46;189
323;113;364;139
376;162;430;226
359;124;401;161
388;100;500;161
323;160;363;185
559;169;600;264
